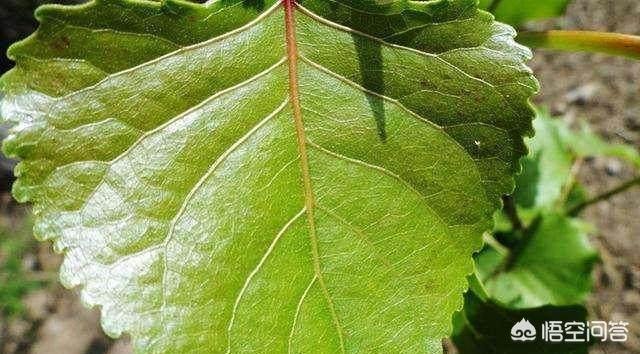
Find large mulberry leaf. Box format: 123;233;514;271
0;0;537;352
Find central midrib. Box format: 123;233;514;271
282;0;346;351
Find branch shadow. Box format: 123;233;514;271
353;35;387;142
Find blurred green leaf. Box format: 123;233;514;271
480;0;572;26
479;213;597;308
514;112;574;210
0;216;42;318
563;183;589;214
514;110;640;212
559;121;640;170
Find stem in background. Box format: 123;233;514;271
483;233;509;257
487;0;502;13
502;195;524;231
557;158;584;209
486;206;540;279
498;215;542;274
568;176;640;215
517;31;640;60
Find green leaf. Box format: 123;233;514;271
514;110;640;210
559;120;640;171
478;213;598;308
0;216;43;318
0;0;537;352
514;111;574;210
451;290;588;354
480;0;572;26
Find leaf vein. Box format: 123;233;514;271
225;207;307;353
40;58;287;191
306;139;450;227
52;1;282;101
317;206;392;268
287;274;317;354
160;98;290;323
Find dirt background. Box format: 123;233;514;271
1;0;639;353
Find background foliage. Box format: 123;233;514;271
1;1;635;354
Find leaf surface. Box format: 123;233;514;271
0;0;537;352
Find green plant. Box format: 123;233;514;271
0;215;42;318
480;0;572;26
452;111;640;353
0;0;638;353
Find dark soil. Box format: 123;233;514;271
0;0;638;354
